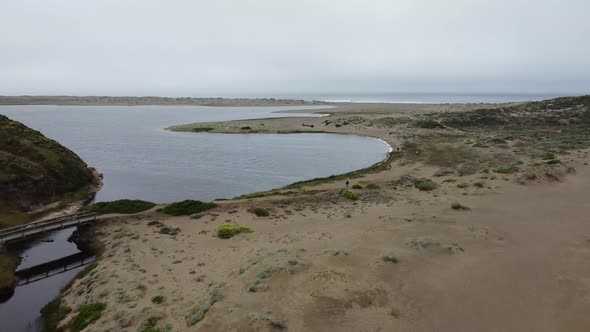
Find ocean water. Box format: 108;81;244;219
263;92;574;104
0;105;390;203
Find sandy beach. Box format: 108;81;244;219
53;97;590;331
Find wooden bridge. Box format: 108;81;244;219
15;252;96;286
0;212;98;244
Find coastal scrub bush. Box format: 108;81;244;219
152;295;166;304
382;255;399;263
69;302;106;332
414;179;436;191
138;315;172;332
351;183;363;189
473;181;485;188
247;312;287;329
40;298;72;332
159;226;180;236
185;288;224;326
541;152;556;160
341;190;358;200
162;200;217;216
217;224;254;239
366;183;380;189
250;207;270;217
493;165;520;174
451;203;470;210
0;252;18;290
81;199;155;215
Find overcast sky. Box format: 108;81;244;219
1;0;589;97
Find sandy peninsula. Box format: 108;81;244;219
53;96;590;331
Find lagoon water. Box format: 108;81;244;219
0;105;390;203
0;104;390;332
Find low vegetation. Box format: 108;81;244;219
69;302;106;332
217;224;254;239
382;255;399;263
0;115;95;226
0;252;18;290
185;288;224;326
493;165;520;174
40;298;72;332
161;200;217;216
414;178;437;191
81;199;155;214
451;203;470;210
247;312;287;329
284;151;397;189
351;183;363;189
138;315;172;332
250;207;270;217
341;189;358;200
152;295;166;304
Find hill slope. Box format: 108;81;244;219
0;114;95;227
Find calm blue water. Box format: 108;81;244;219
0;105;389;203
259;93;574;104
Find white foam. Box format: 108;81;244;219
321;99;427;104
376;138;394;153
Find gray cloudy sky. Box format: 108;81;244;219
1;0;589;96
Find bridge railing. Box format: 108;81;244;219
0;212;98;244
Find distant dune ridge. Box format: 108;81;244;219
0;95;325;106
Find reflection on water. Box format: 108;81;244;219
0;228;84;332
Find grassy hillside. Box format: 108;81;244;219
0;114;95;228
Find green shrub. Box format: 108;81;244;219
541;152;556;160
159;226;180;236
0;252;18;289
250;207;270;217
81;199;155;215
451;203;470;210
152;295;165;304
185;288;224;326
351;183;363;189
69;303;106;332
414;179;436;191
493;165;520;174
40;298;72;332
341;190;358;200
473;181;485;188
217;224;254;239
185;302;210;327
382;255;399;263
138;316;171;332
366;183;380;189
162;200;217;216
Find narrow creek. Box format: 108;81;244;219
0;228;91;332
